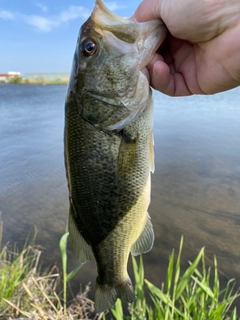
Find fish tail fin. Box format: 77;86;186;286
95;283;117;313
116;275;135;303
94;275;135;313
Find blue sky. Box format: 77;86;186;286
0;0;140;75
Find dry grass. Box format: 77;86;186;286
0;223;98;320
0;248;101;320
3;280;97;320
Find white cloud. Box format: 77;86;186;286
24;15;57;32
21;6;90;32
0;2;125;32
0;10;14;20
105;1;127;11
58;6;90;23
35;3;48;13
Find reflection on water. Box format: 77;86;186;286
0;84;240;299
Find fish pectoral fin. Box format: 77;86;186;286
104;105;143;131
131;213;154;256
68;205;92;263
95;275;135;313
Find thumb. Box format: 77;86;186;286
133;0;162;22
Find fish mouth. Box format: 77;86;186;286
92;0;167;80
137;19;167;78
92;0;140;44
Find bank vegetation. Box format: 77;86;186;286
2;76;68;85
0;220;239;319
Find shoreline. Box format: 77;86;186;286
0;76;69;85
0;81;69;85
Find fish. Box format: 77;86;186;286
64;0;167;313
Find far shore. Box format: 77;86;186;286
0;76;69;85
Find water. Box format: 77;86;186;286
1;84;240;299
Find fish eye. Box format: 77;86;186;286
81;39;97;57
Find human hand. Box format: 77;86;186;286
134;0;240;96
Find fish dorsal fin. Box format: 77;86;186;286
68;205;92;263
131;213;154;256
149;133;155;173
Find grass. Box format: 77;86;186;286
127;239;239;319
0;220;239;319
106;237;239;320
0;222;96;319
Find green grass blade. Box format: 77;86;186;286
59;232;69;314
110;298;124;320
191;275;215;298
59;232;69;280
175;247;204;299
166;250;174;295
66;263;83;282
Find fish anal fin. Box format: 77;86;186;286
149;133;155;173
68;206;92;263
95;275;135;313
131;213;154;256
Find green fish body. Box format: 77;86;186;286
64;0;167;312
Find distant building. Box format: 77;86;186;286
0;72;21;83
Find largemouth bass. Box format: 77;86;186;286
64;0;167;313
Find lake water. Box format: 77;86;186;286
0;84;240;301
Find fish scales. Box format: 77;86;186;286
64;0;167;313
66;95;152;242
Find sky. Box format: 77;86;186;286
0;0;141;75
